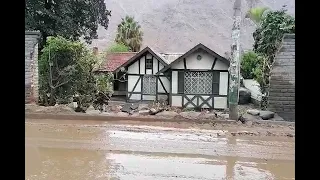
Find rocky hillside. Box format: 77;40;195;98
91;0;295;56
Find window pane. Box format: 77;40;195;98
184;71;213;94
143;75;156;94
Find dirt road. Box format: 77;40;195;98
25;119;295;180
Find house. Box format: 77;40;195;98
95;52;137;97
109;43;230;110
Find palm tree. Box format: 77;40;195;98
115;16;143;52
245;7;269;24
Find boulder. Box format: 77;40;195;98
139;110;150;116
138;104;149;110
199;113;217;120
155;111;179;118
121;104;131;113
259;111;275;120
180;111;201;119
241;113;262;122
247;109;260;116
239;87;251;104
130;103;139;110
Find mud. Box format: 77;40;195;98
26;119;295;180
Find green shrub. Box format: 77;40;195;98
240;51;260;79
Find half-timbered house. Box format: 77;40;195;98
157;43;230;109
113;47;171;102
111;43;230;110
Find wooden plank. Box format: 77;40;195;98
177;71;184;94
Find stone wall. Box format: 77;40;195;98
268;34;295;121
25;31;41;103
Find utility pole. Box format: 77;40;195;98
229;0;241;120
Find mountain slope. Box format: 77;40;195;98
92;0;295;56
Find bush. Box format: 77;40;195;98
38;36;112;109
240;51;260;79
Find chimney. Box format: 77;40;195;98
93;47;98;56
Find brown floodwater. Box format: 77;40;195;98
25;119;295;180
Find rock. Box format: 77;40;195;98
139;110;150;116
155;111;179;118
199;113;216;120
149;108;157;114
259;111;275;120
268;114;284;121
241;113;262;122
247;109;260;116
110;105;122;112
180;111;201;119
130;103;139;110
239;87;251;104
138;104;149;110
218;113;229;120
121;104;131;113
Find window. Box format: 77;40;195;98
146;59;153;69
184;72;213;94
143;75;156;94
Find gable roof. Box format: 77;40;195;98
157;43;230;74
113;46;169;72
95;52;137;72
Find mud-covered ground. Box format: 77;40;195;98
26;118;295;180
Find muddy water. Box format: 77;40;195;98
25;119;295;180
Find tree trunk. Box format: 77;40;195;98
229;0;241;120
49;88;55;106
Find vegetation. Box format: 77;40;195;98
38;36;113;109
240;51;260;79
25;0;111;49
245;7;269;24
107;43;130;53
246;8;295;109
115;16;143;52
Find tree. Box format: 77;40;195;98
240;51;260;79
115;16;143;52
245;7;269;25
107;43;130;53
25;0;111;49
38;36;97;106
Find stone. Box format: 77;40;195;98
199;113;216;120
218;113;229;120
259;111;275;120
247;109;260;116
121;104;131;113
149;108;157;114
155;111;179;118
180;111;201;119
139;110;150;116
268;114;284;121
110;105;122;112
239;87;251;104
130;103;139;110
241;113;262;122
138;104;149;110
